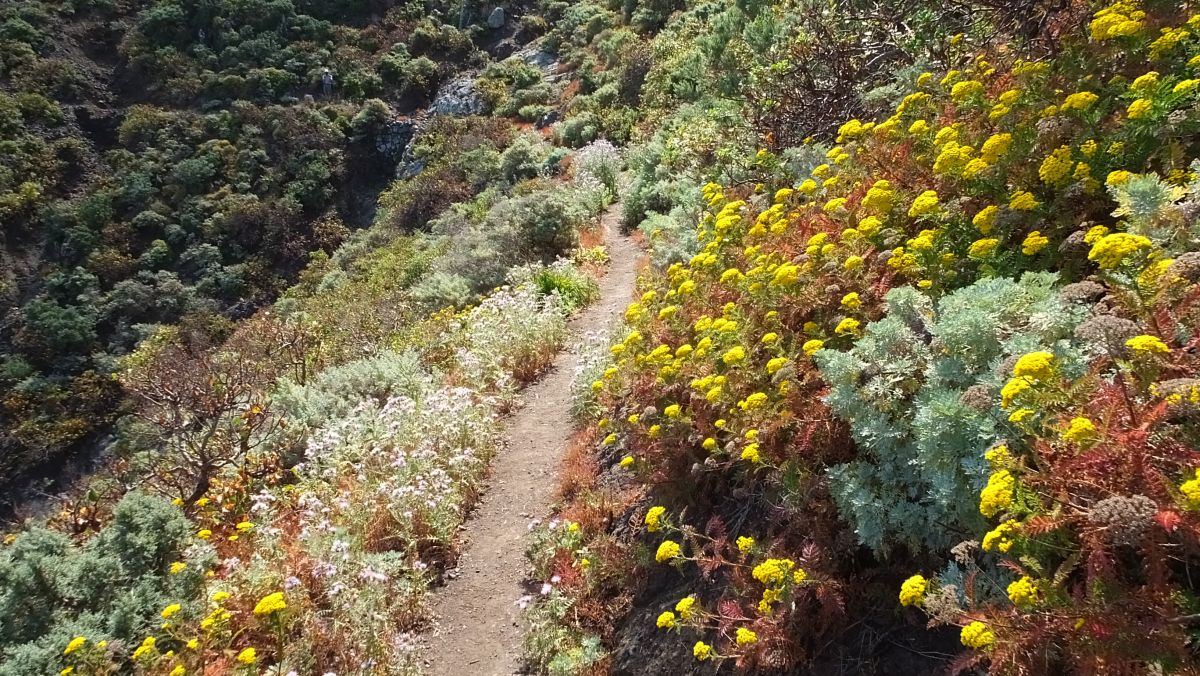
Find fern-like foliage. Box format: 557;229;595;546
815;273;1088;554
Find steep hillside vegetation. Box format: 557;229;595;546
0;0;508;504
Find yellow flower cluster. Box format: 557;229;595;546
656;540;682;563
1009;190;1040;211
131;636;156;660
1022;231;1050;255
1013;352;1055;381
980;133;1012;162
64;636;87;656
1061;91;1099;111
645;505;667;532
656;611;676;628
950;79;984;101
752;558;797;586
908;190;940;217
1090;0;1144;41
861;180;894;213
1127;334;1169;353
1127;98;1153;119
1006;576;1039;608
1062;417;1098;446
252;591;287;616
980;469;1015;518
898;574;927;606
1088;232;1152;268
1038;146;1074;185
1181;470;1200;509
960;621;995;649
982;519;1019;552
735;627;758;645
968;238;999;259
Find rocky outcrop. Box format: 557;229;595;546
430;73;486;116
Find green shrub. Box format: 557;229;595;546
0;493;206;676
517;261;600;314
815;274;1089;553
552;112;601;148
274;349;430;428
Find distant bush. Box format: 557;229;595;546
419;184;593;308
476;57;555;118
511;259;601;314
572;139;622;198
552;112;601;148
275;349;431;429
637;209;698;267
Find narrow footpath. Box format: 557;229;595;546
422;203;639;675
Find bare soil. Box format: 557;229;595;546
421;204;639;676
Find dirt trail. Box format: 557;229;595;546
421;204;639;676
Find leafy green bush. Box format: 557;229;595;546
476;57;556;118
552;112;601;148
815;274;1089;553
0;493;206;676
516;260;601;314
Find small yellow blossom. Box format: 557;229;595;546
723;346;747;365
1021;231;1050;255
656;540;682;563
656;611;677;629
982;519;1019;552
1061;91;1099;111
1013;352;1054;381
741;443;761;463
1127;98;1153;119
972;205;998;234
980;469;1016;518
752;558;797;586
960;621;995;649
1126;335;1169;353
968;238;999;259
1007;576;1039;608
899;575;927;607
253;592;287;617
64;636;87;656
835;318;860;336
1062;417;1098;446
1009;191;1039;211
1088;232;1152;269
736;627;759;645
908;190;940;217
645;506;667;533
